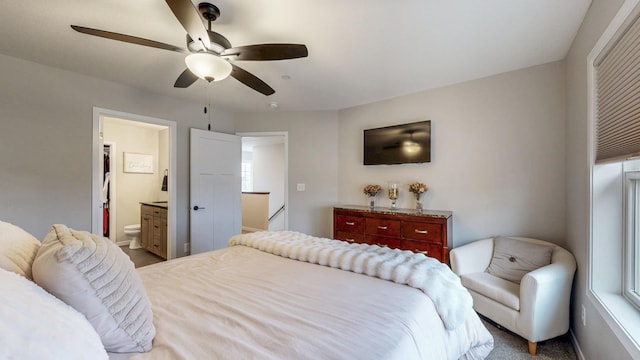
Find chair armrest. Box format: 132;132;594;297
450;238;494;275
518;253;576;341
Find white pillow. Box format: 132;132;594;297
0;220;41;279
32;224;155;353
0;268;108;359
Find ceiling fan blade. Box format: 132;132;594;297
71;25;187;53
209;31;232;50
165;0;210;49
174;69;199;88
230;64;275;96
221;44;308;61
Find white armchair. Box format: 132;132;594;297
450;237;576;356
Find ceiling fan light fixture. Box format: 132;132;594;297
185;53;232;82
402;140;421;155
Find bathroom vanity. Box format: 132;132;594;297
140;202;167;259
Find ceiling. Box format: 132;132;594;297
0;1;591;112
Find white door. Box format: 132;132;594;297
190;128;241;254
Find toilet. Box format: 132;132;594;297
124;224;142;249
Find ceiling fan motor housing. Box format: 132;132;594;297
199;3;220;22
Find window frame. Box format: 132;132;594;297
241;159;253;192
587;1;640;357
624;171;640;310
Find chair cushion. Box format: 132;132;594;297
461;272;520;310
486;236;553;284
32;224;155;353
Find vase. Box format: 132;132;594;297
368;196;376;209
414;192;423;212
388;182;399;210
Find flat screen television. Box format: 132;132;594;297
363;120;431;165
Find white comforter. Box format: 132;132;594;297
110;244;493;360
228;231;472;330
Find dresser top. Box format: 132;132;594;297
140;201;168;209
334;205;452;219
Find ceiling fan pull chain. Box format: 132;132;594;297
207;83;212;131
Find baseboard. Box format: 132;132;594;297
570;329;585;360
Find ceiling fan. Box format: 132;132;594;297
71;0;308;96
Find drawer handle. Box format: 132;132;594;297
377;225;388;230
415;249;428;255
345;238;355;243
345;221;355;226
414;229;428;234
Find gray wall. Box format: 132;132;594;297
338;61;567;248
565;0;633;358
236;62;567;247
234;111;339;238
0;53;235;258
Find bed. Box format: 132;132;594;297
0;221;493;360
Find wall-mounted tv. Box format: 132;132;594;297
363;120;431;165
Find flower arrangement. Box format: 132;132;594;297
409;182;428;197
409;182;427;211
363;184;382;197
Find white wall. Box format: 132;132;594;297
234;111;339;238
0;53;235;258
338;61;567;248
565;0;633;358
241;193;269;231
252;142;285;230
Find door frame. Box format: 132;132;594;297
236;131;289;231
92;107;177;259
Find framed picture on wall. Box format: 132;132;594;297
123;152;153;173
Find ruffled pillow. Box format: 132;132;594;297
32;224;155;353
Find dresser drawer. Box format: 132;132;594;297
365;218;401;237
402;222;443;243
366;235;401;249
335;215;365;233
335;231;364;244
333;207;452;264
401;239;442;260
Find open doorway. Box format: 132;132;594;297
238;132;288;232
92;107;177;261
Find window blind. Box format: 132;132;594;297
596;12;640;163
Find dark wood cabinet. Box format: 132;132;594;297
333;206;452;263
140;204;167;259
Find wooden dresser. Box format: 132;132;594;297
333;206;452;263
140;203;167;259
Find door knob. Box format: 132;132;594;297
193;205;206;211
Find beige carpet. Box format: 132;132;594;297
482;316;577;359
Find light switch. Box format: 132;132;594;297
297;183;306;191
